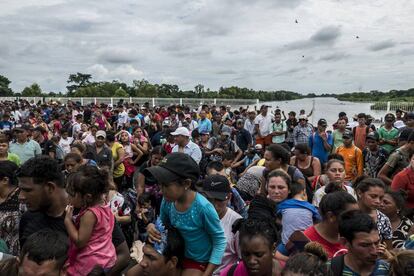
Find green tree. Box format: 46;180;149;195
114;87;128;97
21;83;43;96
0;75;13;96
66;73;92;94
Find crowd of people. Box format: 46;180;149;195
0;98;413;276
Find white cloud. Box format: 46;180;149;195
0;0;413;94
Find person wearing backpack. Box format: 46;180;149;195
329;210;390;276
378;128;414;185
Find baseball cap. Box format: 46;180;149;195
342;130;353;139
170;127;190;137
197;175;231;201
318;119;328;127
366;132;379;141
96;130;106;139
298;114;307;120
143;152;200;184
221;126;232;136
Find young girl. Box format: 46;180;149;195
117;130;143;188
64;166;116;276
146;152;226;276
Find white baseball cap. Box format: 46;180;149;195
170;127;190;137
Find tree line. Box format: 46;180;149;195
0;73;413;102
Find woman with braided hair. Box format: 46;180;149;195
220;195;282;276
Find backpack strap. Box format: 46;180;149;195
227;262;238;276
330;254;345;276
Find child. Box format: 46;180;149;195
136;192;155;241
107;182;133;247
64;166;116;276
276;181;321;258
145;152;226;276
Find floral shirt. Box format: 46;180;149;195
0;189;25;255
392;217;413;249
376;210;393;241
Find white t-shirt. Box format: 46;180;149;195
118;111;129;126
312;184;357;207
213;208;242;276
254;114;272;136
59;137;74;155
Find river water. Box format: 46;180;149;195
264;97;388;129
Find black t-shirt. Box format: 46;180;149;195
43;140;56;156
19;210;125;249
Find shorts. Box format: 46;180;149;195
256;135;272;147
182;258;208;272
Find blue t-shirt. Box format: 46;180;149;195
198;118;212;133
0;121;13;131
160;193;226;265
309;132;333;164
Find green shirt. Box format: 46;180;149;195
378;126;399;153
7;153;21;166
333;129;345;152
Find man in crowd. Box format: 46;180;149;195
336;130;364;182
293;114;313;146
85;130;113;169
378;113;399;154
197;175;241;276
254;105;272;148
332;117;347;152
309;119;333;165
270;113;287;146
171;126;202;164
353;113;371;150
363;132;389;178
17;156;130;276
243;109;256;140
378;128;414;185
330;210;390;275
9;126;42;164
198;110;212;134
235;119;252;152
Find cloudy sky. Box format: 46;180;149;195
1;0;413;94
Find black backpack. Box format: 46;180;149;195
330;255;345;276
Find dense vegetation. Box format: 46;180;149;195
0;73;301;101
0;73;412;102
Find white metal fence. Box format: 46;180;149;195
0;97;259;108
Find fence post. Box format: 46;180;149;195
387;101;391;113
152;98;155;107
214;98;217;105
180;98;183;105
129;97;132;103
81;98;84;106
110;98;113;106
94;98;97;105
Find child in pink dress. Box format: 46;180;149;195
64;166;116;276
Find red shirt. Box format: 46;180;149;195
304;225;347;259
391;166;414;208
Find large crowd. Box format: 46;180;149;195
0;98;413;276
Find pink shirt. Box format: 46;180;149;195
67;205;116;276
220;261;249;276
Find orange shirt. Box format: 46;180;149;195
354;126;368;150
336;145;364;181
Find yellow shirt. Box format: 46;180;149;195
257;158;265;166
112;142;125;178
336;145;364;181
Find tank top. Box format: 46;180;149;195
67;205;116;276
294;157;314;178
